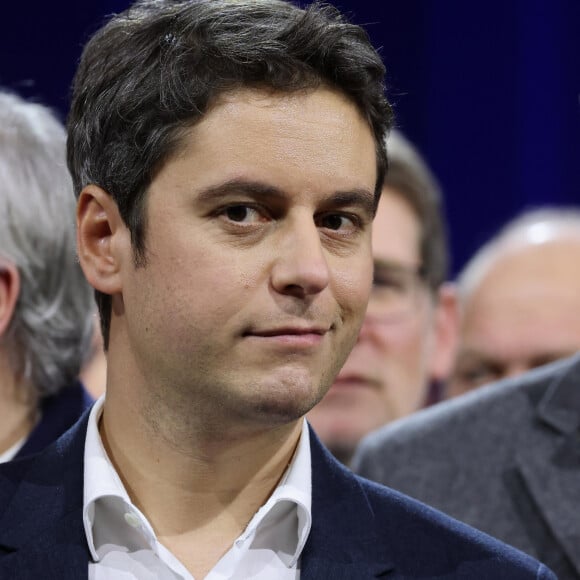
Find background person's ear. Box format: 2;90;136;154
0;260;20;338
76;185;131;296
429;282;460;382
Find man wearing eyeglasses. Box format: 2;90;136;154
308;130;458;465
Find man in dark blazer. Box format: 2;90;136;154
0;1;555;577
354;354;580;579
0;412;555;579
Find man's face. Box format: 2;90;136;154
307;190;442;459
449;238;580;397
111;88;377;430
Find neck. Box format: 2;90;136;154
0;357;37;455
100;380;303;543
100;385;303;577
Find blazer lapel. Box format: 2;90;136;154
513;358;580;576
0;515;88;580
301;426;394;579
0;410;91;580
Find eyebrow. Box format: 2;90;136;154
326;190;377;217
196;179;283;203
454;350;506;374
195;178;376;216
455;350;497;366
373;258;421;272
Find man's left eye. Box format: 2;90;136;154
318;214;356;231
223;205;263;223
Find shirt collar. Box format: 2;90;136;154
0;434;27;463
236;419;312;567
83;396;312;567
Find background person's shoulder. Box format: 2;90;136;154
356;475;557;579
354;353;580;466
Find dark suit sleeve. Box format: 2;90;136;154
538;562;559;579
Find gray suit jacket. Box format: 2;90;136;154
353;354;580;579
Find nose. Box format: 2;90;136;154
356;310;386;343
356;296;401;343
270;218;330;298
364;293;387;320
356;314;375;342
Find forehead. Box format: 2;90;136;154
470;239;580;304
371;188;421;265
462;239;580;351
167;87;378;193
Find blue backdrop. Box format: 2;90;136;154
2;1;578;273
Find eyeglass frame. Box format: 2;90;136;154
366;258;430;322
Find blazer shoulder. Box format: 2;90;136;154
309;433;555;580
16;382;94;460
0;407;90;517
0;456;33;514
355;475;557;579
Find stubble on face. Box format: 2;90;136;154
110;87;378;443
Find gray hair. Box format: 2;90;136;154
458;207;580;301
0;91;93;398
384;130;449;294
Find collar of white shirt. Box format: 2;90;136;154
0;434;27;463
83;396;312;579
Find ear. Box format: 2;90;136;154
76;185;131;296
428;282;460;381
0;260;20;338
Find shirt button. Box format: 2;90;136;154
124;512;142;528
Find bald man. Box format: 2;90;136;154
448;208;580;397
353;208;580;579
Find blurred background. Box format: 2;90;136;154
2;0;578;274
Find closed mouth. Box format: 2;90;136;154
332;375;381;390
248;327;327;337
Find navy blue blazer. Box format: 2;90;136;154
0;410;555;579
15;381;93;460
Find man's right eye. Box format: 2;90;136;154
373;272;406;292
457;365;500;389
222;205;264;223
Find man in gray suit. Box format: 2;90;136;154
354;209;580;578
447;208;580;398
353;353;580;579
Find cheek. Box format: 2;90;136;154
373;319;427;358
332;260;373;319
143;250;245;327
387;298;436;350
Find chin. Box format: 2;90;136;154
227;367;333;426
232;386;321;427
255;397;313;423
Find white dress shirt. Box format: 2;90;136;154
83;397;312;579
0;435;26;463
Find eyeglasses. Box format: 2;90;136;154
367;260;427;321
